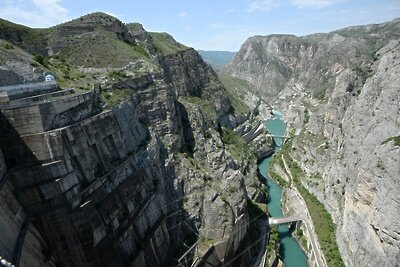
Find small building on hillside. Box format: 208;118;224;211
45;74;55;82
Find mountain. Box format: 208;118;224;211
0;13;271;267
197;50;236;70
224;18;400;267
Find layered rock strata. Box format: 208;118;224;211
225;18;400;266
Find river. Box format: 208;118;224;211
258;112;308;267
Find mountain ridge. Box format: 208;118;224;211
224;17;400;267
197;50;236;71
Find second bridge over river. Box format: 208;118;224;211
265;133;290;139
269;214;304;225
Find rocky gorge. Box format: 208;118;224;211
225;18;400;267
0;13;273;267
1;10;399;267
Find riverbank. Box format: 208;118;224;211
280;154;327;267
269;134;344;267
258;113;308;267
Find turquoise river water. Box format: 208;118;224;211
258;112;308;267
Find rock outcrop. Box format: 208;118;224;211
225;18;400;266
0;13;269;267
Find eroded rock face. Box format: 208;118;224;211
329;40;400;266
0;40;44;86
159;49;232;126
0;10;273;266
0;38;263;267
225;19;400;266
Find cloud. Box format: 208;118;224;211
246;0;281;12
290;0;344;9
178;11;188;17
32;0;68;18
0;0;24;3
0;0;69;27
246;0;345;12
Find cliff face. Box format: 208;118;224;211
0;13;267;267
225;18;400;266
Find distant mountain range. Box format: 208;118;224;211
197;50;236;70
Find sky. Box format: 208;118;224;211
0;0;399;51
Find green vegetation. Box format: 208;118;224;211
108;70;127;79
376;160;385;170
381;136;400;147
255;181;270;202
37;57;98;90
181;96;217;122
269;136;344;266
268;148;290;187
312;172;323;180
59;31;149;67
218;72;259;97
297;108;311;138
268;59;291;79
0;18;48;52
221;128;253;161
294;228;309;252
269;170;289;188
304;109;310;126
247;199;268;216
2;43;14;50
282;153;344;266
218;74;252;116
149;32;187;55
312;77;332;100
33;54;48;66
352;65;374;82
267;225;280;258
100;89;131;107
270;150;285;168
0;18;29;31
226;89;251;116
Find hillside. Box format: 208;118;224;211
0;13;270;267
224;18;400;267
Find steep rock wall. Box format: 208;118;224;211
0;14;267;266
0;55;263;267
0;149;54;267
159;49;233;126
225;19;400;267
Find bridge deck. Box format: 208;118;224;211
266;134;290;138
269;214;303;225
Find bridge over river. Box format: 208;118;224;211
269;214;303;225
265;134;290;139
268;213;326;267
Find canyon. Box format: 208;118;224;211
225;18;400;267
0;11;399;267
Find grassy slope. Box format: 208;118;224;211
218;73;252;116
0;18;48;53
148;32;187;55
58;30;149;68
